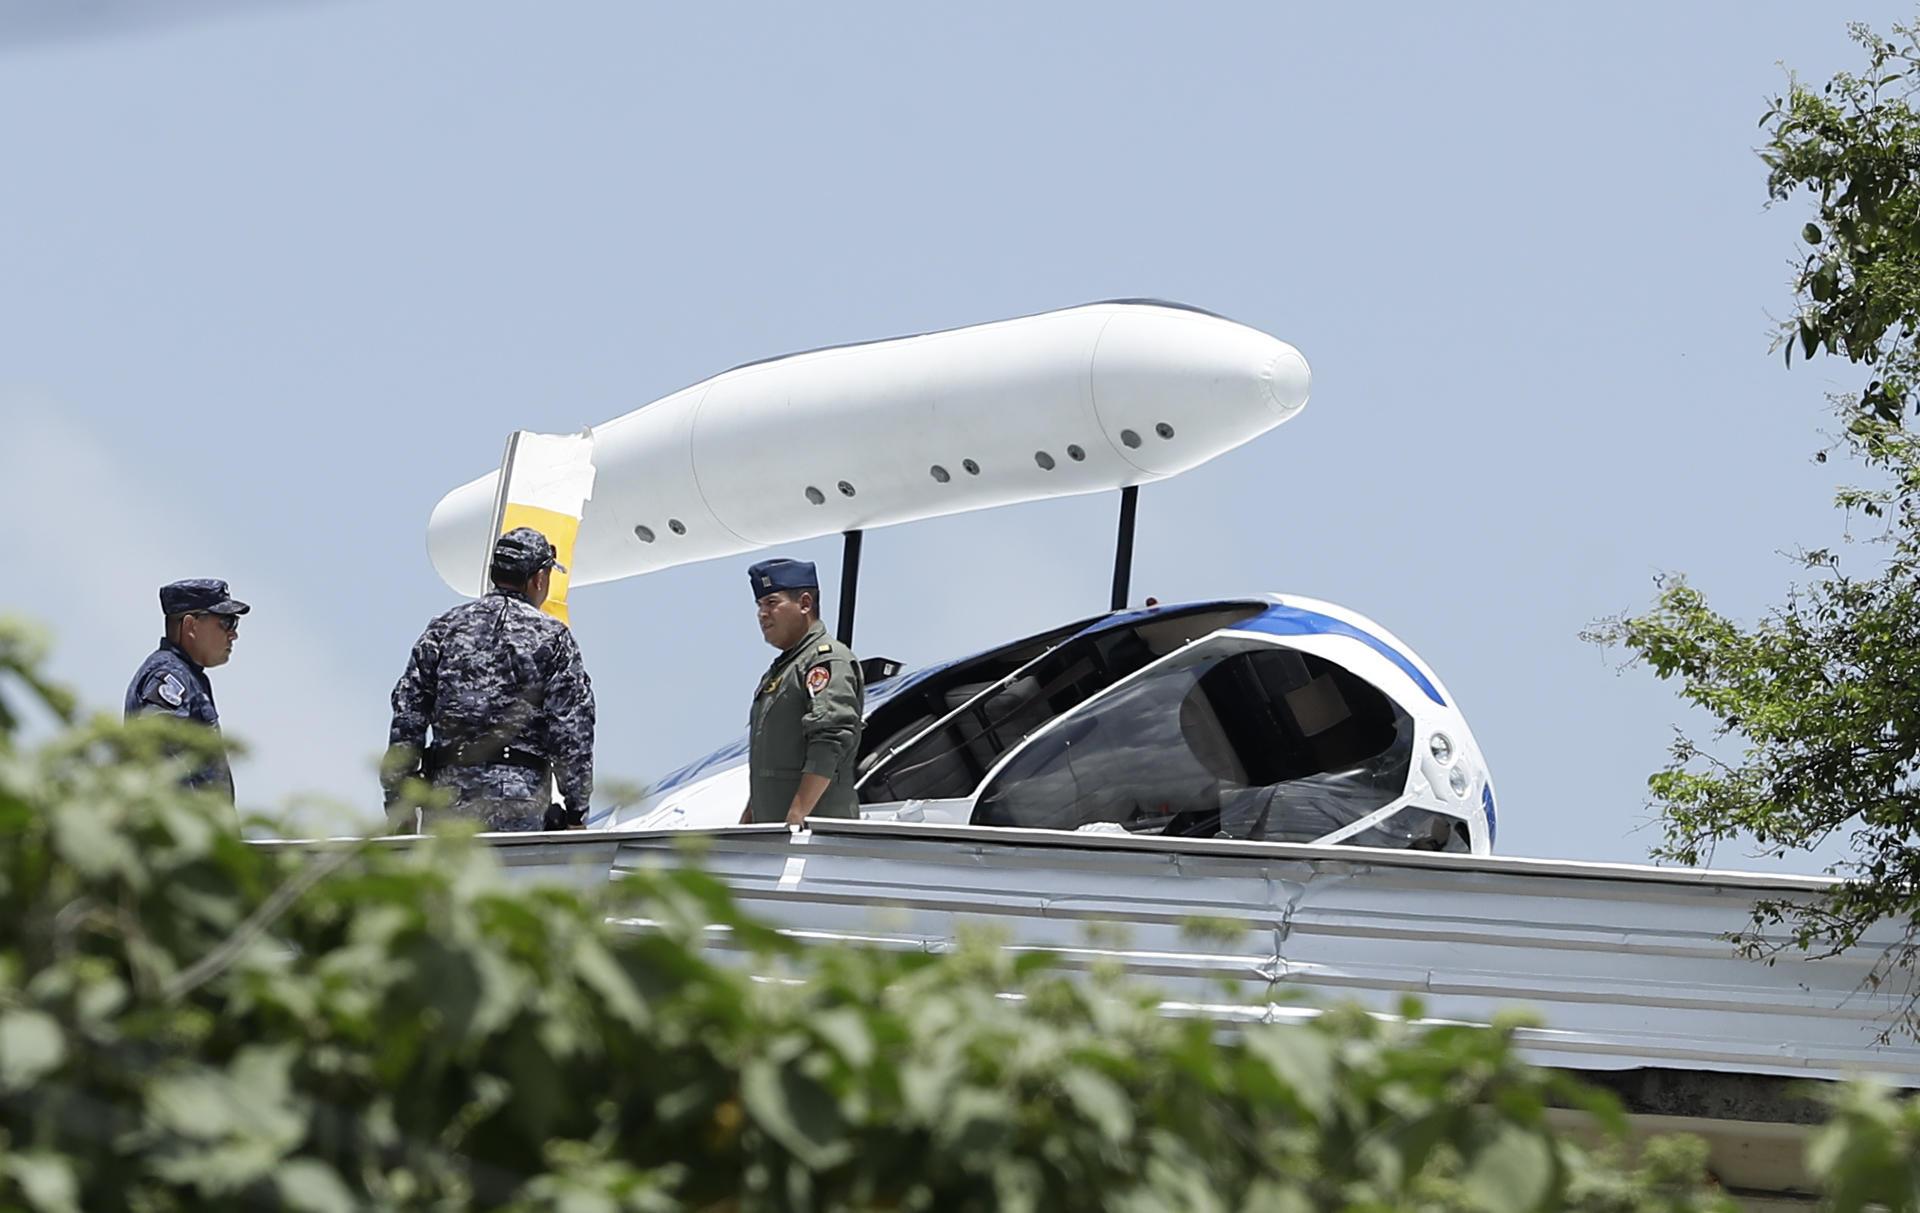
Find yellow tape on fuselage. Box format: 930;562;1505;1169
500;503;580;626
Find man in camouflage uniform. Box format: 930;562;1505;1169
739;558;865;827
385;527;595;831
124;578;250;804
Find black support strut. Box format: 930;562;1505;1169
837;529;863;646
1110;485;1138;612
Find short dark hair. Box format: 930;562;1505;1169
491;564;548;593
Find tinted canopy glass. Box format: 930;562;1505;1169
857;605;1261;804
971;635;1463;851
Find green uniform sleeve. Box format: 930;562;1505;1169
800;655;861;779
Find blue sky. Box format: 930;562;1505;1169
0;1;1900;867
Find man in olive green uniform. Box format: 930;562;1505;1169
740;558;865;827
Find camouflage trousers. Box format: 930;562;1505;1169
427;764;551;833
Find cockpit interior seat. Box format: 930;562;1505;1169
863;742;973;803
940;681;994;712
857;718;927;776
954;674;1047;775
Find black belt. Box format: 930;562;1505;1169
425;742;549;775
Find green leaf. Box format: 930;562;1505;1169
146;1070;242;1139
1058;1068;1132;1143
809;1006;873;1068
146;1045;304;1151
572;936;648;1029
1464;1124;1555;1213
272;1159;358;1213
1239;1180;1313;1213
1244;1027;1336;1118
740;1057;849;1168
2;1152;80;1213
935;1086;1017;1156
0;1010;66;1091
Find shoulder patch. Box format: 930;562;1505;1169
153;673;186;707
805;664;831;697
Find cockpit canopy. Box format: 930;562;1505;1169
614;596;1493;855
857;605;1260;804
853;601;1479;853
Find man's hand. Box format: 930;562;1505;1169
784;772;831;830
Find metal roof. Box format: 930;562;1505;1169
449;819;1920;1085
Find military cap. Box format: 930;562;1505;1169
748;558;818;599
159;579;250;616
491;527;568;581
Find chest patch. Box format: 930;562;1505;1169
155;673;187;707
805;664;831;697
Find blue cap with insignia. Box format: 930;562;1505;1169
747;558;818;599
159;579;250;616
490;527;568;581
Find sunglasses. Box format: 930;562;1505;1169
193;612;241;634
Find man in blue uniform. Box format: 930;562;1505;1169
123;578;250;803
385;527;596;832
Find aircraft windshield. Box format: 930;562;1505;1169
857;605;1262;804
970;635;1465;852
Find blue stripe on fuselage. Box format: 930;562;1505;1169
1237;605;1446;706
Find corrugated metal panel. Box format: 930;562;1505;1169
575;821;1920;1085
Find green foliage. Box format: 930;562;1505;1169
1810;1082;1920;1212
0;623;1756;1209
1592;18;1920;1041
0;620;75;740
1764;21;1920;421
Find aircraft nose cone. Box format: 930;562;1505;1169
1089;308;1311;479
1262;347;1312;417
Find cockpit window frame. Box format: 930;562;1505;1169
962;626;1442;847
854;640;1064;792
854;604;1267;805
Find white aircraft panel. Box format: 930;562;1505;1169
426;301;1310;591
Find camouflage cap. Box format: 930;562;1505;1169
491;527;567;582
159;579;250;616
